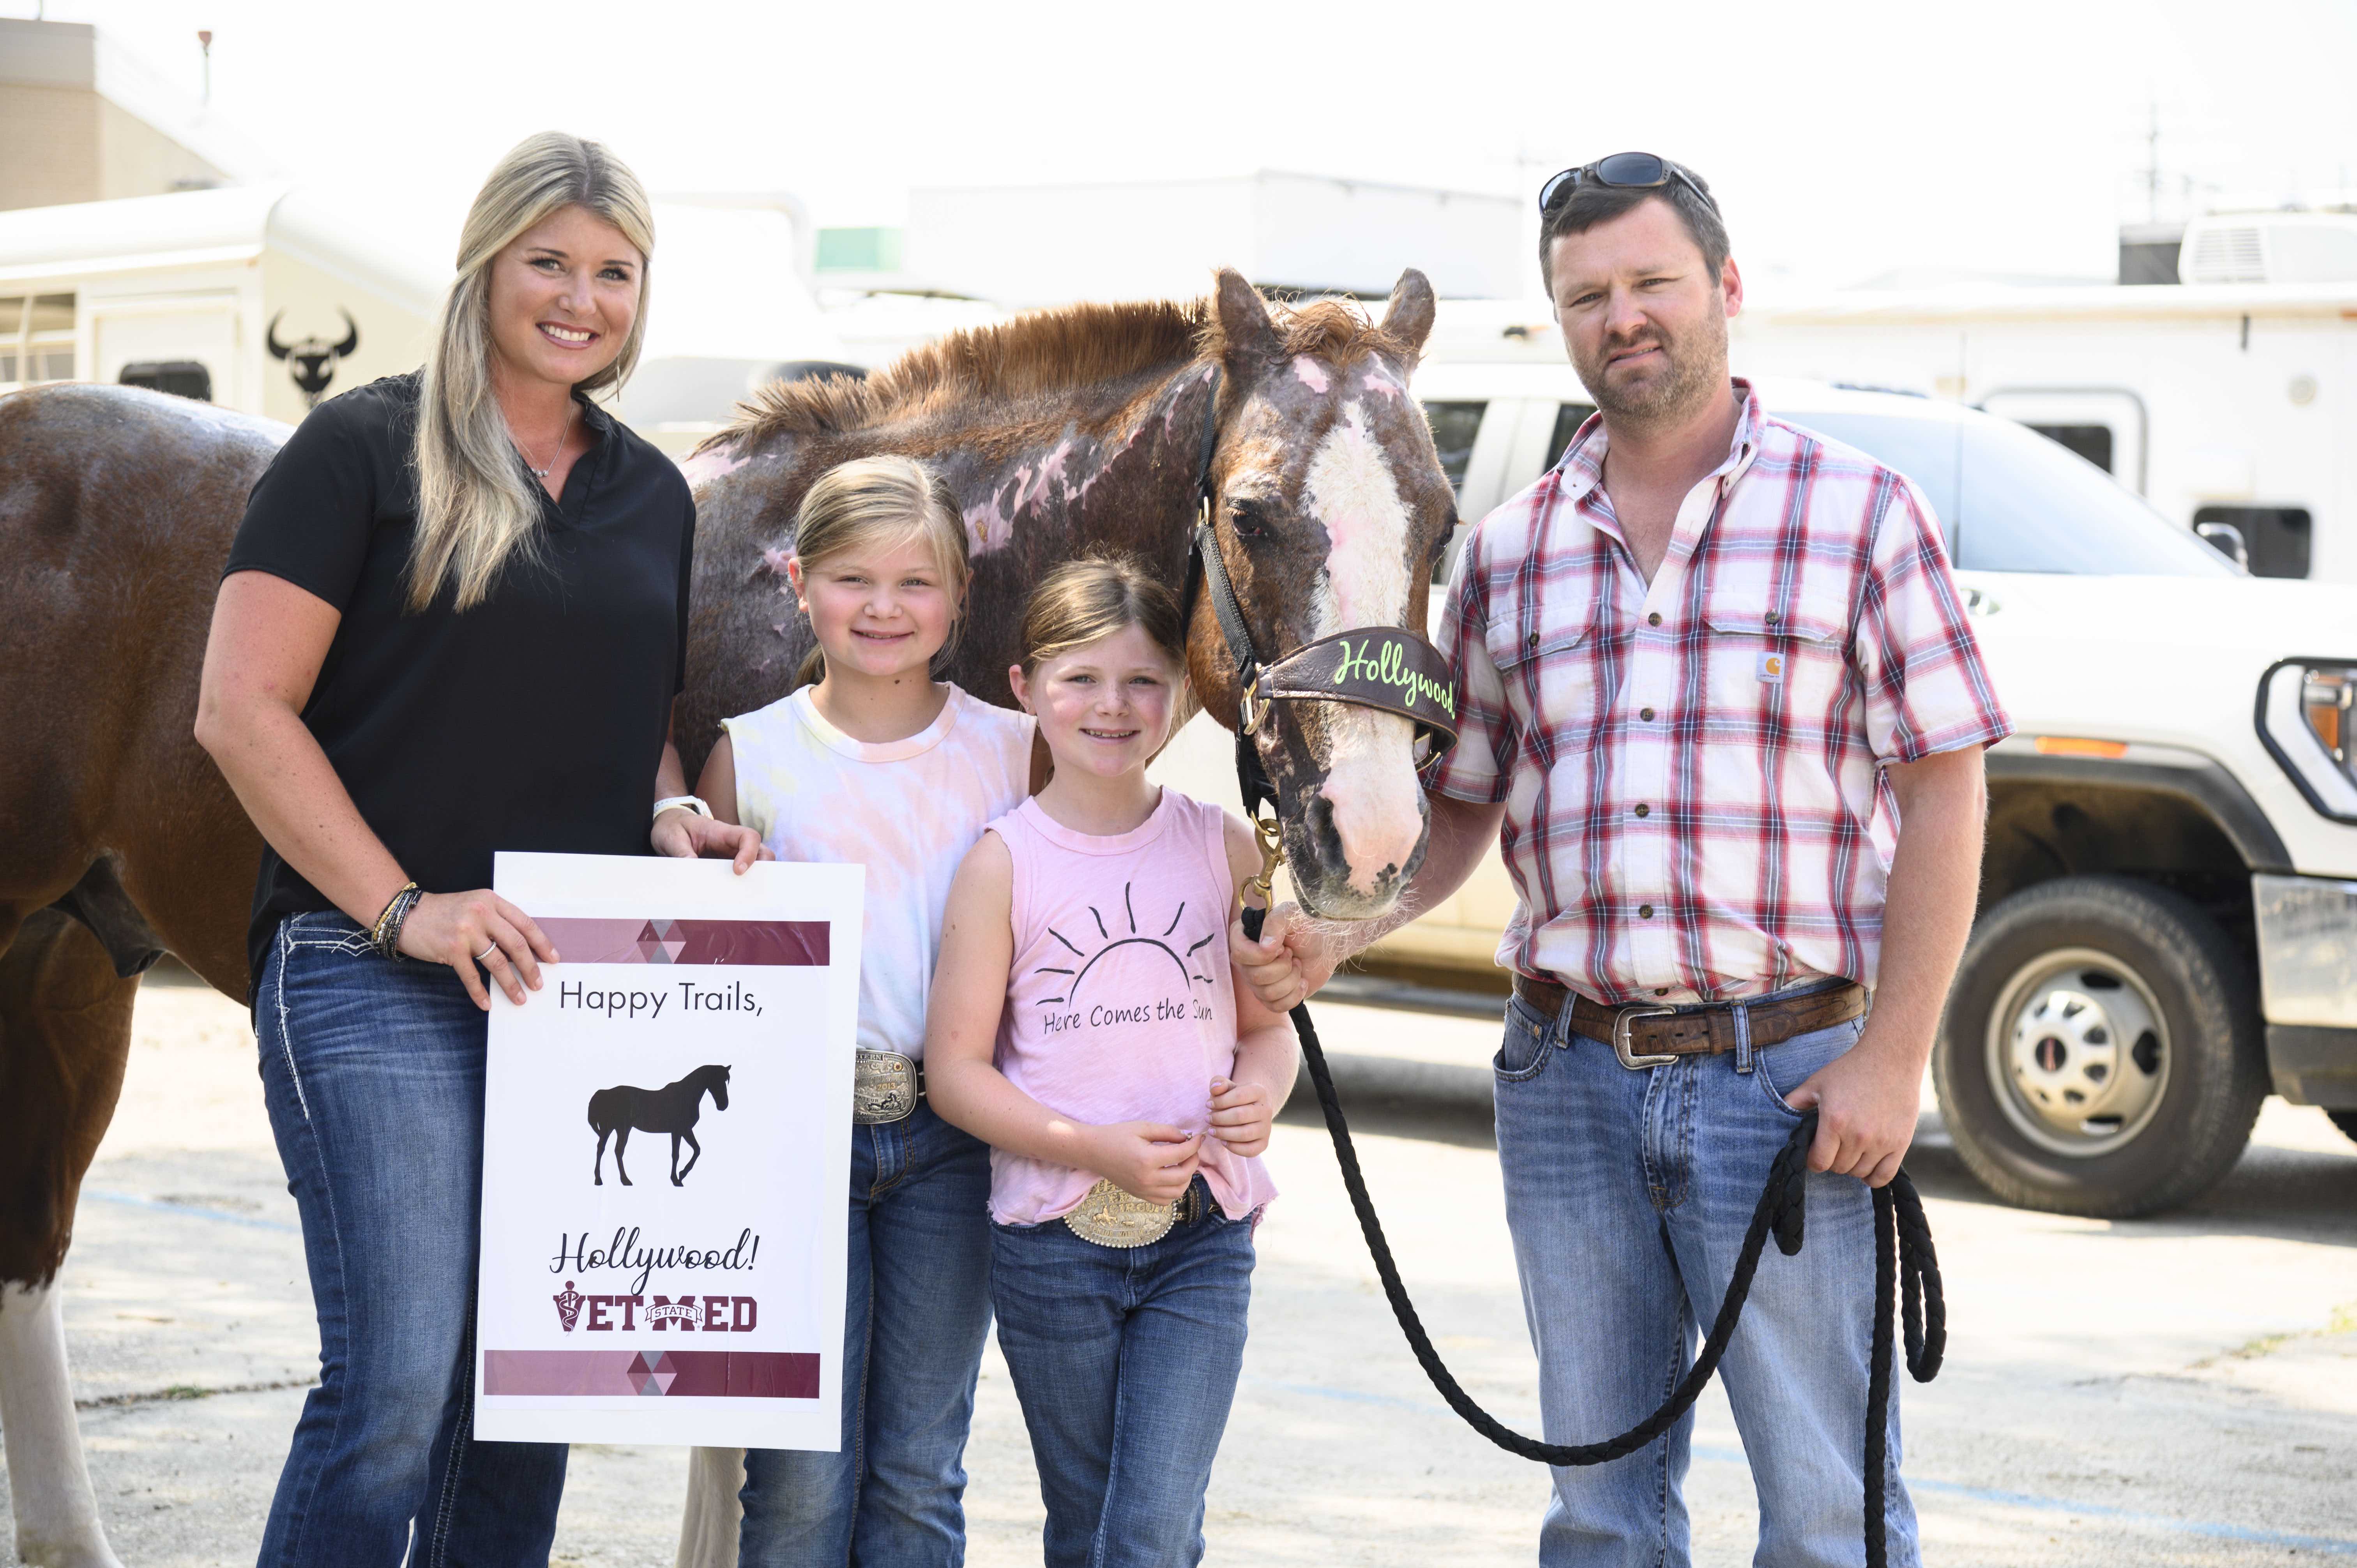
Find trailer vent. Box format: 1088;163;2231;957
2177;212;2357;284
2183;224;2267;284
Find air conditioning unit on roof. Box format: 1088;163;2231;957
2178;210;2357;285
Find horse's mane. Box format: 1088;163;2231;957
710;291;1413;448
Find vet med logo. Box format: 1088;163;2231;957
1757;652;1786;683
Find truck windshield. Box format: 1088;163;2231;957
1795;411;2235;577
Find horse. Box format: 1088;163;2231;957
0;266;1454;1566
589;1064;731;1187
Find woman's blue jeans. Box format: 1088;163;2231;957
1493;990;1919;1568
253;913;567;1568
989;1179;1255;1568
738;1098;995;1567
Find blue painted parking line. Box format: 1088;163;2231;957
1251;1375;2357;1556
83;1188;300;1234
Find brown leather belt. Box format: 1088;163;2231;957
1512;973;1868;1069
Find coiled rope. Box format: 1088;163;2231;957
1251;909;1947;1566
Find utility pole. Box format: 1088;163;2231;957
197;31;213;106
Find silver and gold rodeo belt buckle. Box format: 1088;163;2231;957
1062;1178;1176;1247
853;1050;919;1125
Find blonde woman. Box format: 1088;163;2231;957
195;132;760;1568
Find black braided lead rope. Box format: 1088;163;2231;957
1249;908;1946;1564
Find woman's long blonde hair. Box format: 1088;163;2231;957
409;132;656;611
790;456;971;688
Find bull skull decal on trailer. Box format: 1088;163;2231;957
266;309;360;407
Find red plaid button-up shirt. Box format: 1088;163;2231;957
1428;382;2011;1005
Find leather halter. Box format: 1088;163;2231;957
1178;367;1461;831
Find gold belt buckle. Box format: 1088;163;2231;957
1062;1178;1176;1247
853;1050;919;1124
1611;1006;1682;1070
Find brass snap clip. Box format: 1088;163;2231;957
1240;812;1285;915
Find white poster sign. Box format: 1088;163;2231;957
474;851;861;1448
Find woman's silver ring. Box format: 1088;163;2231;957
476;944;500;964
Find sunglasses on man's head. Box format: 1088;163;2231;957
1538;152;1718;216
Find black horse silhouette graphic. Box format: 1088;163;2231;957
588;1064;731;1187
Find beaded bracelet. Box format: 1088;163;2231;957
370;881;422;963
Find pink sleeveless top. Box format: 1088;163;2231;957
986;789;1279;1226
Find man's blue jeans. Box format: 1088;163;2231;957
1494;990;1918;1568
739;1098;994;1566
253;913;567;1568
989;1179;1255;1568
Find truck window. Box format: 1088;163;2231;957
1421;401;1485;500
1797;411;2233;578
2193;505;2311;579
1545;401;1599;470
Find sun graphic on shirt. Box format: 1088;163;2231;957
1033;881;1218;1010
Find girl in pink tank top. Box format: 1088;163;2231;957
928;560;1296;1567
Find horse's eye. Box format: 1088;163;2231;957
1228;498;1272;540
1425;514;1458;582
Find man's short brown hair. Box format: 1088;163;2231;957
1538;163;1731;297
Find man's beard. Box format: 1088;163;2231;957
1578;320;1726;429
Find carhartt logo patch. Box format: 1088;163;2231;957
1757;652;1786;683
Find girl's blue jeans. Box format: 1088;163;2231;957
988;1178;1255;1568
739;1098;995;1566
1494;989;1920;1568
253;913;568;1568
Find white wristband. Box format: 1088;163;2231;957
653;795;714;822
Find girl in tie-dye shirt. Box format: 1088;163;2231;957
680;455;1034;1567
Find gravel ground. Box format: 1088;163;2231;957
5;974;2352;1566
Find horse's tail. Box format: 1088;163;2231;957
587;1086;621;1132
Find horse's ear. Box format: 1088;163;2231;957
1212;268;1282;368
1379;269;1436;358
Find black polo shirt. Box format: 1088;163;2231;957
223;371;694;988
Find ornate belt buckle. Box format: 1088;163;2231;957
1062;1178;1177;1247
853;1050;918;1124
1611;1007;1682;1070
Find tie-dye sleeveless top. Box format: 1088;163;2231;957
723;683;1032;1059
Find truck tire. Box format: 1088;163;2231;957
1934;875;2267;1218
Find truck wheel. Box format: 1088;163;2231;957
2329;1110;2357;1148
1935;875;2267;1218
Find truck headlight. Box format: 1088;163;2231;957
2258;660;2357;823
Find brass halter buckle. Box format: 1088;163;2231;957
1237;669;1271;737
1611;1006;1682;1070
1240;812;1285;915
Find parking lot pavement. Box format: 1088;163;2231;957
4;973;2352;1566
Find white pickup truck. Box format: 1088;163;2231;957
1170;371;2357;1219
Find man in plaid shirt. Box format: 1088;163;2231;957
1239;156;2007;1565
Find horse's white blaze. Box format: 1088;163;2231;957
0;1281;122;1568
1304;403;1412;632
1304;401;1423;897
1320;706;1422;897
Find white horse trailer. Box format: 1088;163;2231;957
1423;208;2357;584
1726;280;2357;583
0;184;848;449
0;183;440;422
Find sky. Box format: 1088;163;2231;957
34;0;2357;298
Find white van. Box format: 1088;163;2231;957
1164;371;2357;1219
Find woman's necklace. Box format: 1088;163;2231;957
516;400;578;481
